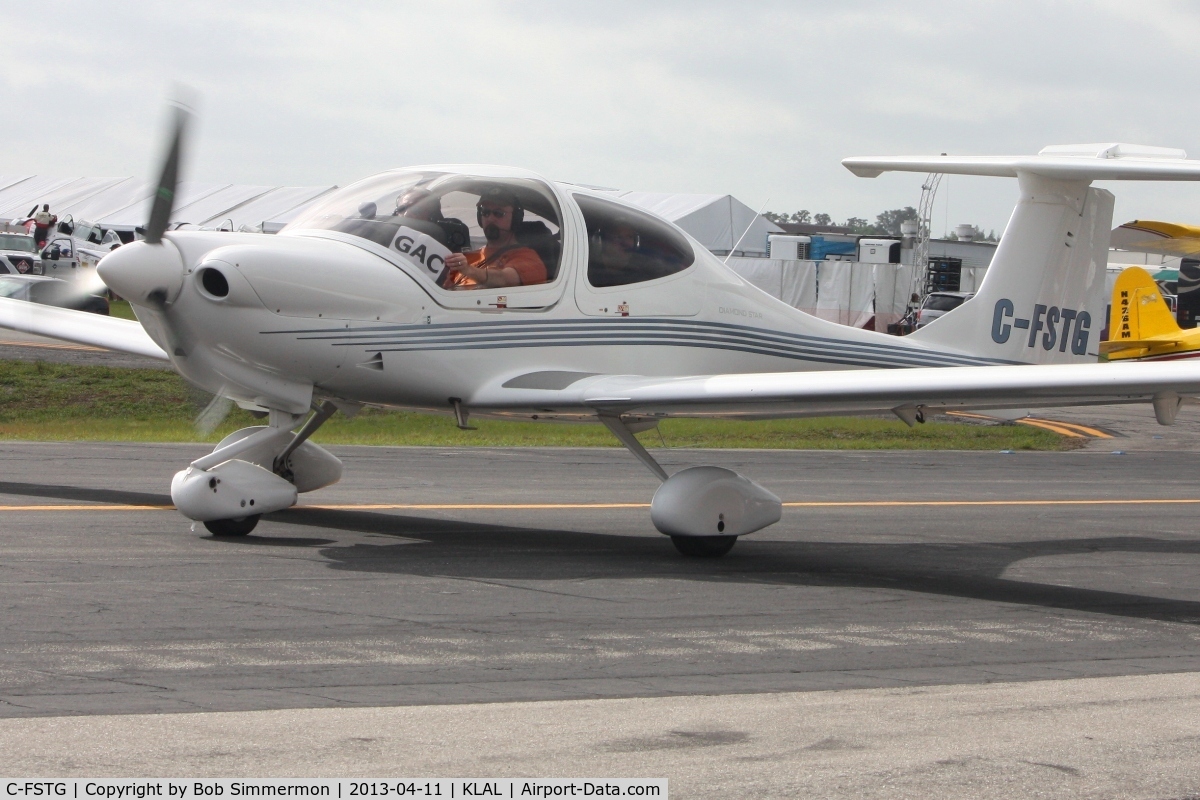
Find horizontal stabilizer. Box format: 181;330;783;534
0;296;168;360
843;143;1200;182
1098;338;1187;354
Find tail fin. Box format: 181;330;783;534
1099;266;1188;359
843;143;1200;364
903;174;1111;364
1109;267;1179;341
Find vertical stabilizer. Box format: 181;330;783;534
1109;266;1180;342
906;173;1111;364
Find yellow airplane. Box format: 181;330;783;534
1110;219;1200;257
1101;266;1200;361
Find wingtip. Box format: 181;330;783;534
841;159;883;178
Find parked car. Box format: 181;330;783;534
0;275;109;314
0;232;42;275
915;291;974;329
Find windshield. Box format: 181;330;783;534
285;170;563;289
74;223;101;244
0;235;36;253
0;278;27;298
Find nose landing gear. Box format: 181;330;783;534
173;401;343;535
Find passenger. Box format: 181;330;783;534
393;189;441;221
394;188;471;252
592;220;658;286
443;188;546;289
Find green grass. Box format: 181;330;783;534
108;299;136;321
0;360;1073;450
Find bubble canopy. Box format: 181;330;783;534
283;169;564;288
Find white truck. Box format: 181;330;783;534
39;216;122;279
0;230;42;275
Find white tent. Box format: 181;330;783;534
611;192;782;257
1;176;780;250
224;185;338;232
0;175;336;233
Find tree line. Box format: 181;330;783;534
764;206;997;241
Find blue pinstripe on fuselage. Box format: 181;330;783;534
262;318;1018;371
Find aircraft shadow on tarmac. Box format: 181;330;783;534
274;506;1200;628
0;480;171;507
3;479;1200;627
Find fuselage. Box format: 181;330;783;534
112;165;1008;418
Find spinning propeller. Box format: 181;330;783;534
143;101;191;245
96;96;238;435
97;97;194;307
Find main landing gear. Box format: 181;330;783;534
598;413;782;558
171;402;344;536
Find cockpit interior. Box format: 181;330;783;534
286;171;563;289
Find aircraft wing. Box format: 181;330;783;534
473;361;1200;419
1110;220;1200;257
0;296;168;360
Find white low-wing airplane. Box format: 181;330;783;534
3;113;1200;556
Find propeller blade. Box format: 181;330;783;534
194;392;235;437
143;100;194;245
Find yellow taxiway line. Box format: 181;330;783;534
945;410;1113;439
0;499;1197;513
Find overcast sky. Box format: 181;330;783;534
6;0;1200;234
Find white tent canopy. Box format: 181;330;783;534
0;175;336;233
57;178;153;224
1;176;777;250
224;185;338;232
609;191;782;257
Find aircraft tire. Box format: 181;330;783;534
203;515;260;536
670;535;737;557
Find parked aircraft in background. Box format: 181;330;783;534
1102;266;1200;362
1110;219;1200;258
1;114;1200;557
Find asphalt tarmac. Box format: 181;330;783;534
0;442;1199;793
0;329;169;370
4;442;1200;708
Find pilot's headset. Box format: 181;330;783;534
476;186;523;229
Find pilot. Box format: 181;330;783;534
443;187;546;289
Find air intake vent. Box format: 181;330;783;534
357;352;384;371
199;267;229;298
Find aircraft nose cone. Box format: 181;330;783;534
97;240;186;306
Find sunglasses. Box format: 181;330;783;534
478;207;510;219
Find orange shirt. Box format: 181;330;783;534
448;245;547;289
